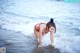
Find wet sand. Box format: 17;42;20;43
33;46;60;53
0;28;60;53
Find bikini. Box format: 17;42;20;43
34;23;48;34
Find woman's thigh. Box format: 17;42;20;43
34;29;39;38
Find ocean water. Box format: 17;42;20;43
0;0;80;53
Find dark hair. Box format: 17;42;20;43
46;18;56;33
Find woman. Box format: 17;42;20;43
34;18;56;47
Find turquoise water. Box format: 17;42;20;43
64;0;80;2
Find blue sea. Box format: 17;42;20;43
0;0;80;53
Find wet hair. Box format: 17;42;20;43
46;18;56;33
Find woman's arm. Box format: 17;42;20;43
50;31;53;44
49;27;55;45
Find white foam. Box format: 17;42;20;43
42;32;80;53
0;16;47;35
0;0;80;53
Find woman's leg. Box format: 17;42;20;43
34;29;43;47
34;29;39;45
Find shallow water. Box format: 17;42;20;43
0;0;80;53
0;28;61;53
0;28;36;53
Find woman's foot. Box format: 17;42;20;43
36;42;42;47
38;45;42;47
36;42;39;46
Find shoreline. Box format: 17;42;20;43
0;28;61;53
0;28;36;53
